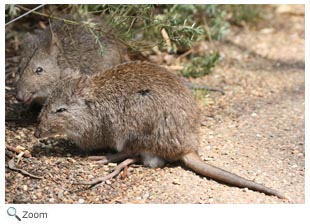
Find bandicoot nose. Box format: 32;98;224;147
16;91;24;102
34;128;41;138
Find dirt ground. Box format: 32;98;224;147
5;5;305;203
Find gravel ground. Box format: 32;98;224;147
5;5;304;204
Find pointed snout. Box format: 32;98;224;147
16;90;33;105
16;90;24;102
34;128;42;138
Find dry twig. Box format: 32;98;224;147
161;28;172;51
76;157;140;186
6;144;31;158
7;158;43;179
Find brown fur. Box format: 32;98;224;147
16;17;129;105
36;61;200;160
35;61;286;199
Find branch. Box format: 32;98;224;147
15;5;80;25
5;4;46;26
7;158;43;179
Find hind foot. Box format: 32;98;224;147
87;151;134;164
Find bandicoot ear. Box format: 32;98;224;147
22;32;38;50
48;33;58;54
44;26;59;55
23;32;35;43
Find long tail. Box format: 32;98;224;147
182;152;288;200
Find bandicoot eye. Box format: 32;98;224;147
56;108;66;113
35;67;43;74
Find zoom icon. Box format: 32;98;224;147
7;207;21;221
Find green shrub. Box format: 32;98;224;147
182;51;220;78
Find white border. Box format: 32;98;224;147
1;2;308;224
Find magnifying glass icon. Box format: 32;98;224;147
7;207;21;221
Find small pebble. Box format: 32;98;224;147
58;191;64;198
23;185;28;191
105;180;112;185
251;112;257;117
143;193;150;199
